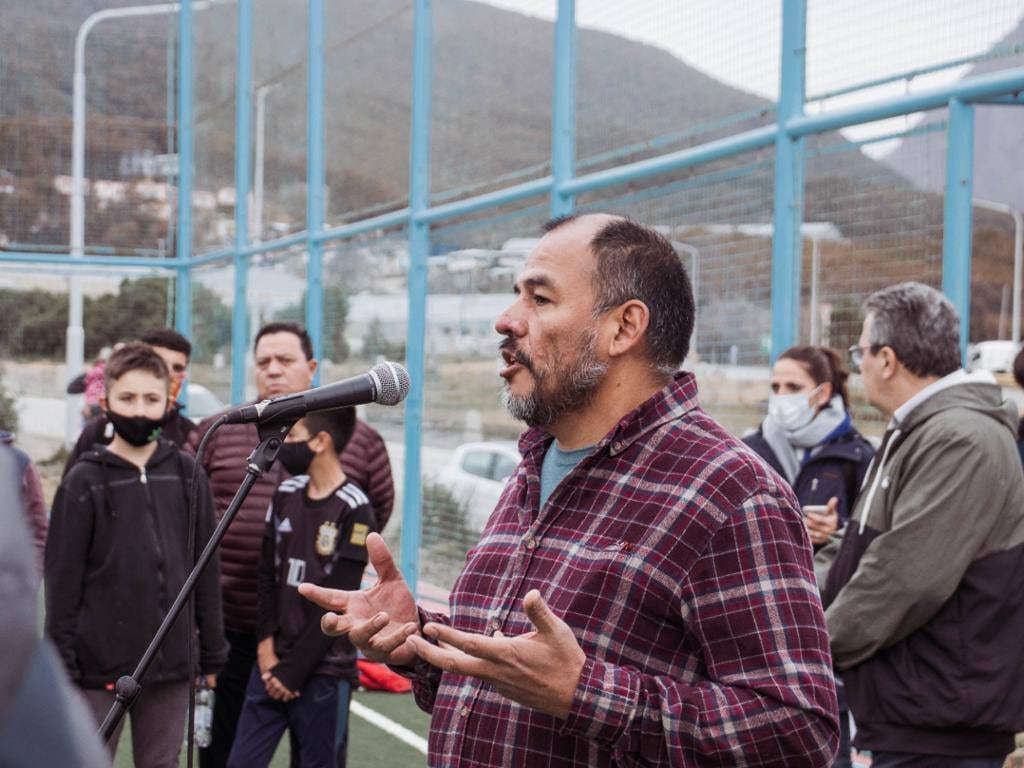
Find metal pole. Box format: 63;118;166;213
253;85;274;244
973;198;1023;345
230;0;252;405
175;0;194;349
550;0;575;218
770;0;807;362
306;0;325;380
401;0;433;594
943;98;975;364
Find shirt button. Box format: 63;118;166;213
460;705;470;717
523;536;537;550
489;618;501;632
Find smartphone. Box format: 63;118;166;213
802;504;829;517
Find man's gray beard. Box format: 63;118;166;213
501;332;608;429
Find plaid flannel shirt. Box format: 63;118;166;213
411;373;838;767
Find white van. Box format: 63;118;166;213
967;340;1020;374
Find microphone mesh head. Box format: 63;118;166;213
371;361;411;406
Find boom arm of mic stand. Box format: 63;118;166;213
98;421;294;744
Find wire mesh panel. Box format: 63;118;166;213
250;0;309;243
316;230;410;554
575;0;779;171
323;2;414;225
188;261;237;408
0;264;177;452
429;0;556;202
417;202;551;591
192;3;238;253
0;2;178;254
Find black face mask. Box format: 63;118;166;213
105;409;168;447
277;441;315;476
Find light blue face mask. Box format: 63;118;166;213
767;384;822;432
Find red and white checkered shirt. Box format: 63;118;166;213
411;373;839;767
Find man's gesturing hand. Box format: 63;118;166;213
298;533;420;666
405;589;586;720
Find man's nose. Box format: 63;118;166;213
495;304;525;336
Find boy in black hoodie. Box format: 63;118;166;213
45;343;227;767
227;407;376;768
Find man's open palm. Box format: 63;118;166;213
299;532;420;665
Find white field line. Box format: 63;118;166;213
350;699;429;755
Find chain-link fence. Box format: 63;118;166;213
3;0;1024;596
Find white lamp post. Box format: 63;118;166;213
67;2;215;444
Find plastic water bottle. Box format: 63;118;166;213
193;685;215;748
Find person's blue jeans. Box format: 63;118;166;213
227;667;349;768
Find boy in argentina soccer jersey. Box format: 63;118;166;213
227;407;377;768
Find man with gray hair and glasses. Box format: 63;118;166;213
816;281;1024;767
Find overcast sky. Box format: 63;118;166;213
478;0;1024;157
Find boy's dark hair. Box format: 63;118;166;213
104;343;170;391
141;328;192;359
254;322;314;361
303;407;356;453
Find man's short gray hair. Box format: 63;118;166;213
863;282;961;378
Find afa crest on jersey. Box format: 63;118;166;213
316;521;339;556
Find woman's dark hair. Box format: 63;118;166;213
778;345;850;408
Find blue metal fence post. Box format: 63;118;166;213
306;0;325;381
770;0;807;361
550;0;576;218
401;0;433;594
943;98;975;364
231;0;253;405
175;0;194;349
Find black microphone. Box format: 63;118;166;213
222;361;410;425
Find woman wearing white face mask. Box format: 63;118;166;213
744;346;875;550
744;345;874;768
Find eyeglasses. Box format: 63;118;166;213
848;344;883;368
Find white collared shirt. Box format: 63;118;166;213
892;368;997;426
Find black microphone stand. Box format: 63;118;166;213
99;419;294;744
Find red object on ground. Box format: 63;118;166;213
357;659;412;693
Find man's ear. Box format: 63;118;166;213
606;300;651;359
877;346;898;380
308;358;319;378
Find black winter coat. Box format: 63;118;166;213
744;426;875;532
45;441;227;688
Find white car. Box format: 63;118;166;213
184;383;226;421
434;441;521;531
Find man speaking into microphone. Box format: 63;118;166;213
188;321;396;768
302;214;840;767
